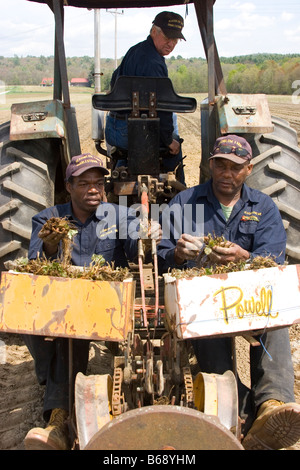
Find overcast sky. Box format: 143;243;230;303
0;0;299;59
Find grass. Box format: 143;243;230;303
0;86;94;121
1;85;293;104
0;85;93;103
0;85;294;124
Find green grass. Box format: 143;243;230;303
0;86;293;121
0;85;94;113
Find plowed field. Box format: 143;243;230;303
0;89;299;450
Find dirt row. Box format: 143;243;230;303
0;97;300;450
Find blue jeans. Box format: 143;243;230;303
23;334;90;421
192;327;295;432
105;114;185;184
105;113;129;151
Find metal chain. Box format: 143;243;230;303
112;367;124;416
183;366;195;407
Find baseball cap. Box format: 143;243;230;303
209;135;252;164
66;153;109;180
153;11;185;41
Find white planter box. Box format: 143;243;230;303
164;265;300;339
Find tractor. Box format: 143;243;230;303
0;0;300;451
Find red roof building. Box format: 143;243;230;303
70;78;90;87
40;77;53;86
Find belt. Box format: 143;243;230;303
109;112;128;121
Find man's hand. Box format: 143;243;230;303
38;228;65;257
148;220;162;245
168;139;180;155
208;242;250;265
174;233;204;264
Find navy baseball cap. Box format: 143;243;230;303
153;11;185;40
66;153;109;180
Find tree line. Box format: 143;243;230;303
1;53;299;95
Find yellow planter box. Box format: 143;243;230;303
0;271;135;342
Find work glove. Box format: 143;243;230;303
174;233;204;264
148;220;162;245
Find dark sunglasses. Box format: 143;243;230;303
215;145;250;157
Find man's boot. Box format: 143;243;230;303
242;400;300;450
24;408;70;450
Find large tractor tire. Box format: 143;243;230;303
0;121;65;271
246;116;300;265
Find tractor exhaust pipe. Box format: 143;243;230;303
92;9;105;144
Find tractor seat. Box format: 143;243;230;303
92;76;197;115
92;77;196;176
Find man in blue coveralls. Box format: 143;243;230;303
23;153;160;450
105;11;186;183
157;135;300;450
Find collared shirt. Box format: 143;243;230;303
111;35;168;81
110;35;174;147
28;201;138;267
157;179;286;271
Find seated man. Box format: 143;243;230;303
24;153;161;450
105;11;186;183
157;134;300;450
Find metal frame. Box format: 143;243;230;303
30;0;225;99
28;0;226;161
44;0;82;157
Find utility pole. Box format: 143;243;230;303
94;9;101;93
92;8;104;144
107;9;124;69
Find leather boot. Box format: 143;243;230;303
243;399;300;450
24;408;70;450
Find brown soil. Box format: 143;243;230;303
0;95;300;450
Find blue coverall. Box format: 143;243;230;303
157;179;295;430
105;35;184;182
24;201;138;420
